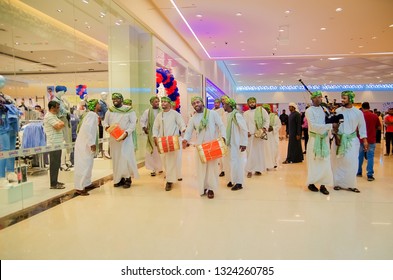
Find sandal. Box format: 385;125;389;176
334;186;341;191
348;188;360;193
75;190;89;196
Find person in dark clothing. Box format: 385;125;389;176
279;109;289;140
283;103;303;164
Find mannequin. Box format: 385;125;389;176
0;75;21;187
98;91;110;158
53;85;72;170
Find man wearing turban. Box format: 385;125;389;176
182;96;226;199
243;97;270;177
262;104;282;169
223;98;248;191
305;91;337;195
331;91;367;193
283;103;303;164
103;93;139;188
153;96;186;191
140;96;162;176
73;99;101;196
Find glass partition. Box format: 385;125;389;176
0;0;153;224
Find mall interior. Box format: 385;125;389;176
0;0;393;260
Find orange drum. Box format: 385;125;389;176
157;135;180;154
197;138;228;163
107;124;126;141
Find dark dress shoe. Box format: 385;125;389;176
320;185;329;195
282;160;291;164
227;182;233;187
231;184;243;191
165;182;173;191
219;171;225;177
255;171;262;175
114;178;125;187
207;190;214;199
308;184;319;192
85;184;97;190
177;178;183;181
75;189;89;196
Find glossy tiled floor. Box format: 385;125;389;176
0;140;392;260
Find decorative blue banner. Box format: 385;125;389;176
236;84;393;92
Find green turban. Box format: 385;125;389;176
214;98;221;103
247;97;256;104
221;96;229;104
227;98;237;109
123;99;132;106
262;104;271;112
341;90;355;103
191;96;203;104
311;91;323;99
150;96;159;104
112;92;123;100
161;96;171;103
86;99;98;111
170;101;176;107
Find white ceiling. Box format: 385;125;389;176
0;0;392;89
147;0;393;86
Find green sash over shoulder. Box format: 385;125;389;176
198;108;209;132
226;110;238;145
336;131;357;157
146;108;161;154
309;131;329;159
254;106;264;130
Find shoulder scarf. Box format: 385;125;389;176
226;109;239;145
309;131;329;159
254;106;264;130
146;107;161;154
197;108;210;133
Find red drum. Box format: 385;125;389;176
157;135;180;154
107;124;126;141
197;138;228;163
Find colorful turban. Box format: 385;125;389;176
262;104;271;112
311;91;323;99
123;99;132;106
112;92;123;100
191;96;203;104
227;98;237;109
221;96;229;104
247;97;256;104
161;96;171;103
341;90;355;104
86;99;98;111
150;96;159;104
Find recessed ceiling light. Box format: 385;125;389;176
229;63;238;65
372;36;377;39
240;41;244;44
239;30;244;33
211;41;215;44
82;0;89;4
283;62;294;65
234;73;240;76
100;11;106;17
358;45;364;48
336;8;343;12
389;24;393;28
312;38;317;42
236;12;242;16
257;63;267;65
57;9;62;12
328;57;343;60
320;27;326;31
196;14;202;18
305;47;310;50
284;10;291;14
241;49;245;51
257;73;264;75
